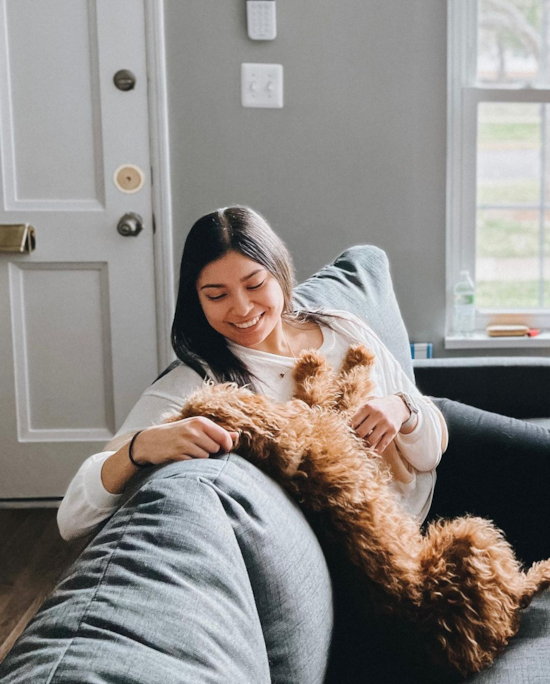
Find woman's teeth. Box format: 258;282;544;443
233;313;263;329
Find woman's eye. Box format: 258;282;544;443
206;279;265;301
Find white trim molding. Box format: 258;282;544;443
447;0;477;334
0;499;61;509
445;332;550;349
145;0;176;373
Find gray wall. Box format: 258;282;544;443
163;0;546;359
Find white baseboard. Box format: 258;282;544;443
0;499;61;509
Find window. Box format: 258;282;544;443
448;0;550;336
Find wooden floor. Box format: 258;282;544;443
0;509;87;664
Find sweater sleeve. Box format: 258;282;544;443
57;450;119;542
327;311;448;473
367;330;447;471
57;365;205;541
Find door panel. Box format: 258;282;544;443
10;262;115;440
4;0;103;204
0;0;158;498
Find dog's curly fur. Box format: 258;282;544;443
168;344;550;677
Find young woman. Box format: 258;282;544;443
57;206;447;541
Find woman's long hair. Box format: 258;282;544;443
171;206;333;390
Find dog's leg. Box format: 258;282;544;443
334;345;377;414
418;516;531;676
291;350;340;409
339;344;377;375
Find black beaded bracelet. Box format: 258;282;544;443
128;430;154;469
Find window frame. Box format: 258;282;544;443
447;0;550;335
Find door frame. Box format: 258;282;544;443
146;0;175;374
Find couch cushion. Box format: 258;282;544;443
320;535;550;684
524;417;550;430
467;593;550;683
414;357;550;420
293;245;414;382
0;455;332;684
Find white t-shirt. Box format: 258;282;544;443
57;310;448;541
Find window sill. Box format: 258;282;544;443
445;332;550;350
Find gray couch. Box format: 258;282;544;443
1;245;549;684
414;356;550;430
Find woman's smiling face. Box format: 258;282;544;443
196;250;286;349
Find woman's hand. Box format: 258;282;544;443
101;417;239;494
349;395;410;453
130;417;239;467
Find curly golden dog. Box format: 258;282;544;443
168;344;550;677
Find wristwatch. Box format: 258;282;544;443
394;391;419;431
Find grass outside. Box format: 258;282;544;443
477;180;539;204
478;103;541;150
478;122;540;150
475;104;550;308
476;280;550;308
477;213;550;258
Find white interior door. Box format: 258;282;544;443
0;0;158;499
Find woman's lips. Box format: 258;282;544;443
230;312;265;330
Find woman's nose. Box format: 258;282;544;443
231;290;254;316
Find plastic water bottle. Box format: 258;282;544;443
453;270;475;335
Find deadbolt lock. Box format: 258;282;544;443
113;69;136;91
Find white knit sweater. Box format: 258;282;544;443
57;310;448;541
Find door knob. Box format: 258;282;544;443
117;212;143;237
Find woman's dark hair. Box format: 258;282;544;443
171;205;332;390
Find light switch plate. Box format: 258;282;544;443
241;63;283;108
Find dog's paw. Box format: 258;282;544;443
292;351;332;383
340;344;376;374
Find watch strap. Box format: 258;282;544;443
395;392;419;431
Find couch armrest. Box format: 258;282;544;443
414;357;550;419
1;456;332;684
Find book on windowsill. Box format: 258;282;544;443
486;325;539;338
